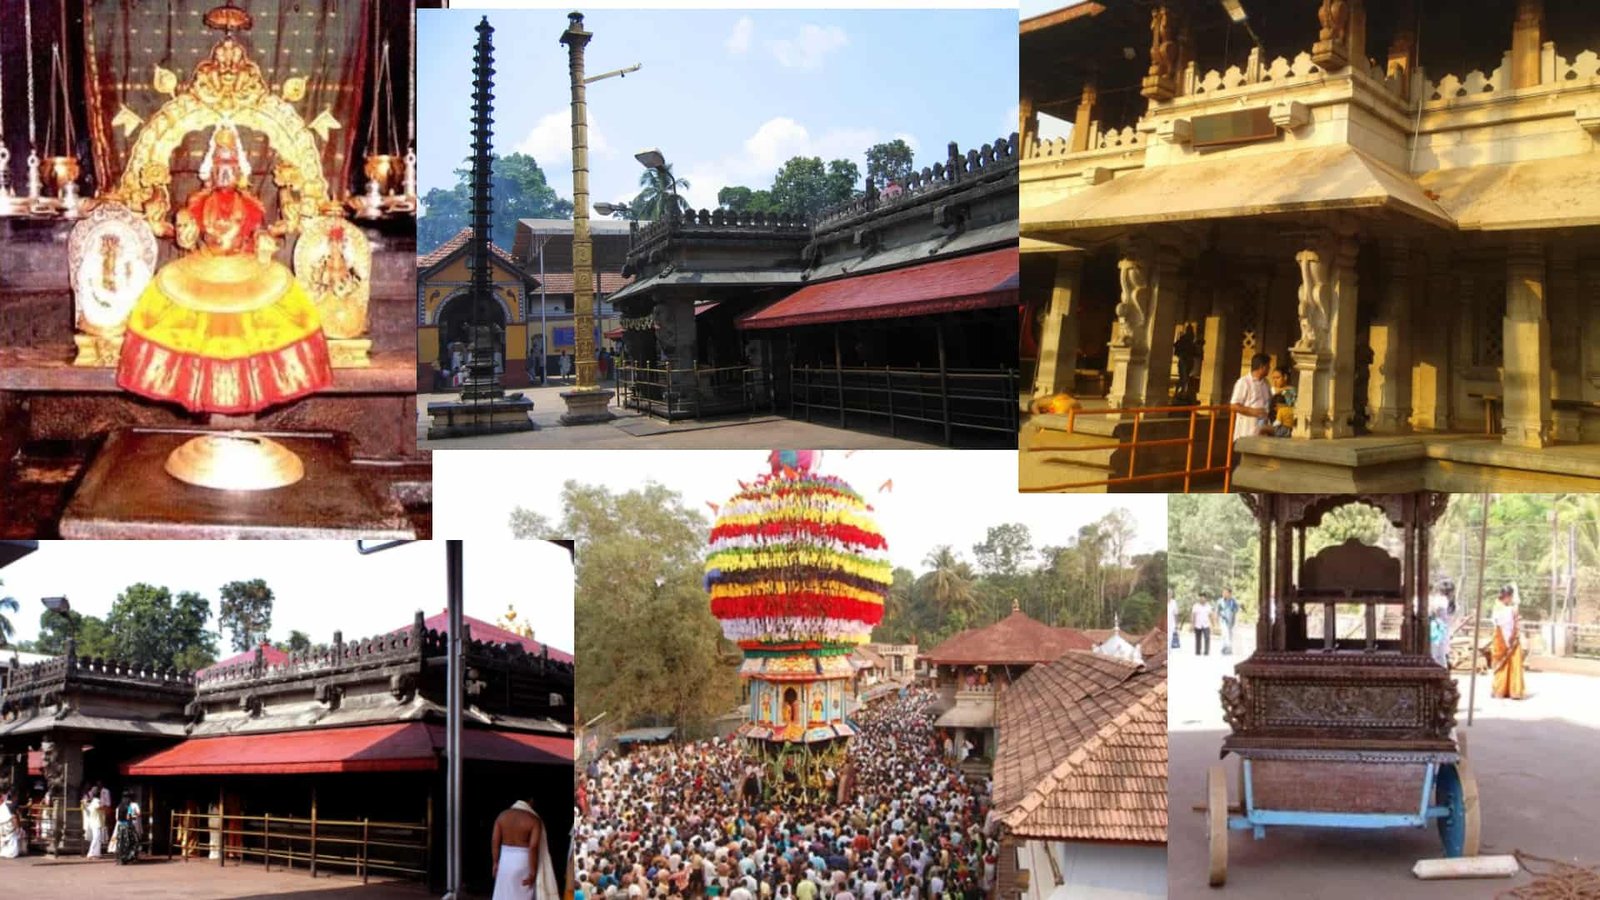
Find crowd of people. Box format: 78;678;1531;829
574;687;996;899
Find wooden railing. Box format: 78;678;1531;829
168;810;428;883
789;364;1018;444
617;363;771;421
1024;403;1240;492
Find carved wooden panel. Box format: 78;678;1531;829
1251;760;1426;813
1299;538;1401;594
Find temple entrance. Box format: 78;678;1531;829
436;292;507;375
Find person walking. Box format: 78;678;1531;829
1218;589;1240;655
1191;594;1213;656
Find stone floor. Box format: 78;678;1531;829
416;384;938;450
0;856;430;899
1168;624;1600;898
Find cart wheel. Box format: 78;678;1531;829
1207;763;1229;887
1437;759;1482;858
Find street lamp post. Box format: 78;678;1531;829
559;12;618;424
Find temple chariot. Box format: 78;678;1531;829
705;450;891;804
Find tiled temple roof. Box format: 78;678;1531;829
922;608;1092;666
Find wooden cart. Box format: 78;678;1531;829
1206;494;1480;887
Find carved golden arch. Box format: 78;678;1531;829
110;37;332;236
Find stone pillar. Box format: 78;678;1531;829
1290;235;1359;438
1197;290;1234;407
1512;0;1544;89
1031;253;1083;399
1453;273;1479;431
1503;239;1553;448
1020;93;1038;154
1367;238;1413;433
1586;267;1600;419
1548;248;1581;442
1412;253;1454;431
1106;240;1184;409
42;737;85;857
1070;81;1098;154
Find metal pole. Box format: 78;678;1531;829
540;241;548;385
1467;494;1490;727
444;540;464;899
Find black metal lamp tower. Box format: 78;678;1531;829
462;16;504;405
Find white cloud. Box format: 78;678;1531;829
726;16;754;56
765;24;848;70
513;109;614;168
676;116;888;211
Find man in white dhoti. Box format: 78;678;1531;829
491;800;558;899
0;791;25;858
85;785;105;857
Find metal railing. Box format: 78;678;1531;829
617;363;771;421
21;803;157;855
167;810;428;883
1023;403;1240;492
789;364;1018;444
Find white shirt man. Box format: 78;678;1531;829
1230;354;1273;443
1191;597;1214;656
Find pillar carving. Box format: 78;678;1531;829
1071;81;1098;154
1412;253;1453;431
1367;238;1413;433
1141;5;1179;102
1502;239;1552;448
1313;0;1355;72
1291;234;1358;438
1107;238;1185;409
1548;248;1581;442
1197;286;1235;407
1032;253;1084;399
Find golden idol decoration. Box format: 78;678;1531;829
108;35;333;241
164;430;305;491
294;216;372;367
67;201;158;366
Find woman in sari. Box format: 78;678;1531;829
1491;583;1526;700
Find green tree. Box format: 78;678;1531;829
633;164;692;219
562;482;738;735
919;546;976;637
865;139;915;190
973;524;1033;578
716;185;778;214
219;579;274;653
275;630;313;655
768;156;859;218
418;152;575;253
509;508;559;539
104;584;218;671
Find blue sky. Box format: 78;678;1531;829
417;8;1018;214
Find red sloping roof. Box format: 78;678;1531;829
738;247;1019;331
414;612;575;664
196;641;291;677
121;723;574;776
924;608;1093;666
122;723;439;776
533;272;633;295
993;651;1167;843
418;227;524;274
431;725;574;765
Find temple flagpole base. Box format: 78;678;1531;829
559;388;616;424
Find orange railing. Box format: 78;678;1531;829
1023;403;1241;492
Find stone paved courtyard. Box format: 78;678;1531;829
0;857;431;899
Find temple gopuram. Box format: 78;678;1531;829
1021;0;1600;492
0;1;429;535
0;610;574;894
608;138;1019;446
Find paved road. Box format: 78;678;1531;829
1168;622;1600;898
0;856;429;899
416;386;937;450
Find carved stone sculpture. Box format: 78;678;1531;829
1318;0;1350;43
1114;256;1149;349
1149;6;1177;79
1294;248;1330;352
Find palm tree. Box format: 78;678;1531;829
634;164;692;219
0;593;19;648
922;546;975;625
